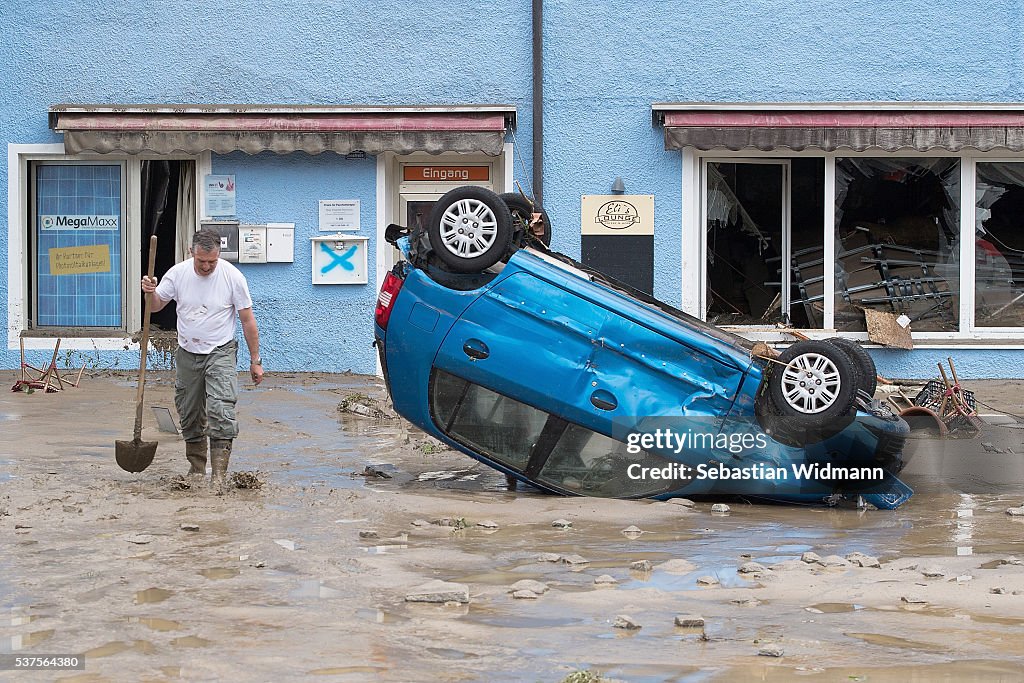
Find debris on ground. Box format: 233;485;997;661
405;580;470;604
352;464;394;479
612;615;641;630
231;471;264;490
338;393;397;419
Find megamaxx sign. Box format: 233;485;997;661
40;215;119;231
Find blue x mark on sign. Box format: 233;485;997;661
320;242;358;274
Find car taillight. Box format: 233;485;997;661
375;271;404;329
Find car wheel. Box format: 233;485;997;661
826;337;877;397
500;192;552;247
768;340;859;424
427;187;513;273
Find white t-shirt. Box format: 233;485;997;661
155;258;253;354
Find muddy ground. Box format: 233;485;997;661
2;370;1024;682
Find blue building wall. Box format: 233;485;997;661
3;1;1024;377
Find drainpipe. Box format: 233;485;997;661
532;0;543;205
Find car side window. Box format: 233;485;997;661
430;370;548;471
537;424;684;498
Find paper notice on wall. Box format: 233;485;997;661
205;175;236;216
319;200;360;231
49;244;111;275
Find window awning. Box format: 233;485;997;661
653;103;1024;152
49;105;516;156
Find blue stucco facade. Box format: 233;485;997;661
3;1;1023;377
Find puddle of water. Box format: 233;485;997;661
806;603;864;614
360;544;408;554
713;660;1024;682
160;667;182;678
5;629;55;650
199;568;239;580
622;565;745;591
83;641;133;658
308;666;389;676
845;632;947;652
355;608;408;624
134;588;173;604
425;647;479;659
289;579;344;600
171;635;213;648
129;616;183;631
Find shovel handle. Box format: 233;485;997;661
134;235;158;441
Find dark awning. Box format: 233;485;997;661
652;103;1024;152
49;105;516;156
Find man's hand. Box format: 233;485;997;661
250;360;264;386
141;275;157;293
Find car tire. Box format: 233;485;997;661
427;187;513;273
825;337;877;397
500;192;552;247
768;340;859;425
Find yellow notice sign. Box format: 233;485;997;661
49;244;111;275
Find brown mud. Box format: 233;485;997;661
1;371;1024;682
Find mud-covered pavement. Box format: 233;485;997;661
2;371;1024;682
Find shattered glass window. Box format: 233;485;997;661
974;163;1024;328
834;158;960;332
430;370;547;471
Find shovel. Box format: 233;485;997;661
116;234;159;472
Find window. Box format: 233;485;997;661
31;162;126;328
974;162;1024;328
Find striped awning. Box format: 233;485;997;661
653;103;1024;152
49;105;516;156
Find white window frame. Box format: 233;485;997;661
7;144;208;351
683;148;1024;346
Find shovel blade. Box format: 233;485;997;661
115;438;158;473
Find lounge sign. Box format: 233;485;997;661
40;214;119;231
580;195;654;236
49;244;111;275
403;165;490;182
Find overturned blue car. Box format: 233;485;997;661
374;187;912;509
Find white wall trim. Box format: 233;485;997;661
680;148;701;316
8;143;64;349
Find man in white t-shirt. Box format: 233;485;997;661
141;229;264;490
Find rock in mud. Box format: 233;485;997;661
818;555;849;568
561;554;589;566
621;525;643;537
630;560;653;572
126;534;153;544
476;520;499;529
179;523;199;532
846;552;881;568
801;552;822;564
696;576;720;586
758;646;784;657
1006;507;1024;517
536;553;562;563
509;579;549;595
921;566;946;578
405;580;470;604
358;530;379;539
594;574;618;586
612;615;641;630
675;614;705;628
711;504;730;514
738;562;769;574
552;519;573;529
512;590;540;599
231;471;263;490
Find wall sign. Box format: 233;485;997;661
402;165;490;182
40;215;119;231
311;234;369;284
204;175;236;216
581;195;655;236
319;199;360;231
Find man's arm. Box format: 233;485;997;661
238;307;264;385
140;276;169;313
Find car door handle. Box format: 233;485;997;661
463;339;490;360
590;389;618;411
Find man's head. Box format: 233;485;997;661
190;229;222;276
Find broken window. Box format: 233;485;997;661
705;159;824;328
834;158;960;332
974;163;1024;328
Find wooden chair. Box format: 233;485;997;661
12;338;68;393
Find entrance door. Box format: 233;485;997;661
702;160;792;326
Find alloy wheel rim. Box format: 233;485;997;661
780;352;842;414
439;199;498;258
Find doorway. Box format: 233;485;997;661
140;159;196;331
